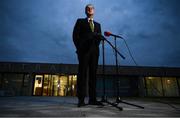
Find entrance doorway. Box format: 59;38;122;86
33;74;77;96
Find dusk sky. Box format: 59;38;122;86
0;0;180;67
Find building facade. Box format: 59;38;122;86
0;62;180;97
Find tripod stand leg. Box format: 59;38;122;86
114;97;144;109
101;97;123;111
107;100;123;111
120;100;144;109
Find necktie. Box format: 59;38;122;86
89;19;94;32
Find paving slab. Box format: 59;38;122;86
0;97;180;117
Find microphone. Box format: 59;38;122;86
104;31;123;39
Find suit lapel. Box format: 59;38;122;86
84;18;91;32
94;22;97;33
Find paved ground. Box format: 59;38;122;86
0;96;180;117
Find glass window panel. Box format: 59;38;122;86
162;77;179;96
3;73;23;96
145;77;163;96
67;75;77;96
21;74;31;96
43;74;50;96
59;75;68;96
52;75;59;96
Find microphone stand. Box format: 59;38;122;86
100;36;124;111
111;35;144;109
98;34;144;110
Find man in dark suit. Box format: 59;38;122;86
73;4;103;107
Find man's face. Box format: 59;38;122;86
86;6;94;16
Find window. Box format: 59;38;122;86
145;77;163;96
162;77;179;96
145;77;179;97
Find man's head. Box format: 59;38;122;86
85;4;94;18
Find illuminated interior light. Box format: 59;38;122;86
167;79;171;84
148;77;153;80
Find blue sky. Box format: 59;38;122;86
0;0;180;67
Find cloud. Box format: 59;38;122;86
0;0;179;67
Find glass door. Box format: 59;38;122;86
33;75;43;96
43;75;51;96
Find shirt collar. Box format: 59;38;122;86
87;18;94;22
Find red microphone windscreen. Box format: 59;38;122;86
104;31;111;37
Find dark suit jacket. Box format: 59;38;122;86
73;18;102;55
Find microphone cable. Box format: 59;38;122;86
122;37;138;66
